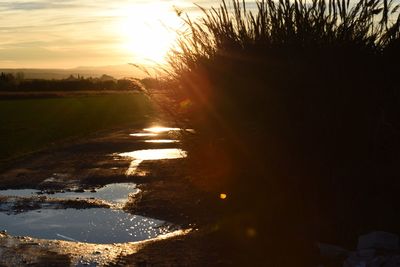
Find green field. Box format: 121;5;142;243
0;93;154;164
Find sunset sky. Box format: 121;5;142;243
0;0;219;69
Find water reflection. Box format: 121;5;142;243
130;133;158;137
144;139;179;143
119;149;187;175
0;183;138;205
143;127;181;133
0;208;171;244
49;183;138;204
0;189;39;197
130;126;194;138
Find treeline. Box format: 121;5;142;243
0;73;144;91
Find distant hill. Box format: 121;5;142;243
0;64;148;80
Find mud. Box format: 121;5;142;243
0;126;224;266
0;230;189;266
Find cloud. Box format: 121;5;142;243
0;1;84;11
0;0;222;68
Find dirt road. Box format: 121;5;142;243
0;126;228;266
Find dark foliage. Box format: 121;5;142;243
162;0;400;265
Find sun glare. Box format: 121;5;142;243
143;126;181;133
115;3;182;64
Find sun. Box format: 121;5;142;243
115;3;182;64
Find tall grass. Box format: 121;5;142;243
165;0;400;164
167;0;400;118
169;0;400;73
161;1;400;264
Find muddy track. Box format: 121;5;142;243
0;126;226;266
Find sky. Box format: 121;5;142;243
1;0;398;69
0;0;218;69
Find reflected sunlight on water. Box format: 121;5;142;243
144;139;179;143
120;148;187;160
0;208;171;244
0;183;138;206
130;126;194;137
0;182;178;244
143;127;181;133
129;133;158;137
119;148;187;176
50;183;138;205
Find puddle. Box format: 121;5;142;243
0;183;176;244
49;183;138;205
143;127;181;133
0;208;172;244
119;149;187;161
0;125;188;245
119;149;187;175
130;126;196;137
122;126;188;176
144;139;179;143
0;183;138;205
130;126;180;137
130;133;158;137
0;189;39;198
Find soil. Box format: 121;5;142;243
0;127;231;266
